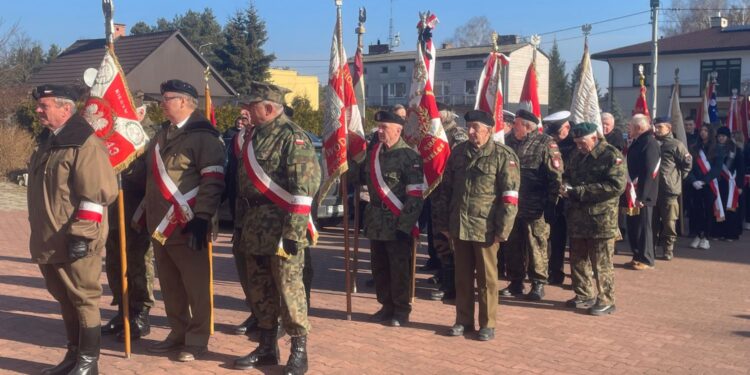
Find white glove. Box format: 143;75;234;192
692;181;705;190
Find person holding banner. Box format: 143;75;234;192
435;109;519;341
232;82;320;375
624;114;662;270
711;126;744;241
653;117;693;260
686;126;720;250
137;79;225;362
29;84;118;375
350;110;424;328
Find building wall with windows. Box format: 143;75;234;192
268;68;320;110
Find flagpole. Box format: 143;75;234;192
352;7;366;295
202;66;216;334
102;0;131;358
335;0;353;321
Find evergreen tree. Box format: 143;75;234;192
290;96;322;135
214;3;275;95
547;40;570;113
129;21;154;35
46;44;61;63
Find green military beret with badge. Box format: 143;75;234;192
570;122;598;138
32;84;81;102
464;109;494;127
242;81;292;105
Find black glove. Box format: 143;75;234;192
182;217;209;251
282;238;299;256
68;236;90;260
395;230;412;242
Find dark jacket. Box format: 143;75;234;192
626;130;661;206
605;127;626;152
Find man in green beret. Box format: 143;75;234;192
232;81;320;375
561;122;626;316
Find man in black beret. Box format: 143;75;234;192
562;122;626;315
434;109;519;341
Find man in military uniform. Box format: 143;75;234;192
501;109;563;300
429;102;468;301
29;85;118;374
562;122;626;316
434;109;519;341
102;92;155;341
232;82;320;375
625;114;661;270
136;80;225;362
543;111;575;286
653;117;693;260
350;110;424;327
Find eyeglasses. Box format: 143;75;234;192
161;96;182;103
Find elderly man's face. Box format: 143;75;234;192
512;118;532;140
467;121;491;148
377;122;402;147
35;97;73;129
558;121;570;140
574;134;598;154
602;116;615;134
243;101;277;125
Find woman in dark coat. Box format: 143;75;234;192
711;126;744;240
686;126;721;249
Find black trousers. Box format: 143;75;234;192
547;208;567;281
627;206;655;266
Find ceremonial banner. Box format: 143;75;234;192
404;12;450;196
569;41;602;135
668;81;687;146
475;52;509;142
727;91;742;133
82;46;149;172
696;78;716;128
740;95;750;141
320;13;366;199
519;62;541;132
352;39;366;122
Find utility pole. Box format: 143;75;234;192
651;0;659;117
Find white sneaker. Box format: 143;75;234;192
744;222;750;230
698;238;710;250
690;236;701;248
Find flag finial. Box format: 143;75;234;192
639;64;645;88
491;32;498;52
674;68;680;84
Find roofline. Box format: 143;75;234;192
592;45;750;61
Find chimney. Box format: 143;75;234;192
441;42;453;49
710;12;728;29
114;23;127;39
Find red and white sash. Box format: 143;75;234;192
369;142;420;237
232;129;246;158
721;165;740;211
696;150;725;221
242;135;318;244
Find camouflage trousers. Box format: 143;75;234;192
246;250;310;337
453;239;499;329
653;194;679;253
569;237;616;305
104;222;155;310
370;239;412;319
505;217;550;283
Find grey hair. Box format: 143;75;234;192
630;113;650;129
53;97;76;111
601;112;614;122
263;100;284;114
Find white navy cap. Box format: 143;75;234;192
542;110;571;123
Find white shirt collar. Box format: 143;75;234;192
52;125;66;135
172;116;190;129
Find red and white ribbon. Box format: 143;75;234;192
625;175;639;214
200;165;225;179
721;165;740;211
76;201;104;223
152;143;196;224
502;190;519;205
233;129;246;158
152;187;199;243
697;150;725;220
370;142;420;237
652;158;661;179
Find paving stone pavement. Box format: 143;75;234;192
0;206;748;374
0;182;27;211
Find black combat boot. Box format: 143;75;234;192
100;306;123;335
499;280;524;297
40;343;77;375
117;306;150;341
234;327;280;370
526;282;545;301
68;326;100;375
283;335;308;375
234;314;259;335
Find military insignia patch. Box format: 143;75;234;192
509;160;517;167
615;158;623;165
552;158;561;169
549;143;558;148
294;139;305;146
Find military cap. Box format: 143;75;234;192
515;108;539;124
570;122;598;138
32;84;80;101
543;110;571;135
464;109;494;127
241;81;292;105
717;126;731;137
502;110;515;123
160;79;198;98
374;110;406;126
652;116;671;125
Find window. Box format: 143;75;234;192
380;66;388;74
435;81;451;96
399;65;406;72
465;79;477;95
387;82;407;98
466;60;483;69
632;63;652;87
442;62;451;70
701;58;741;97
